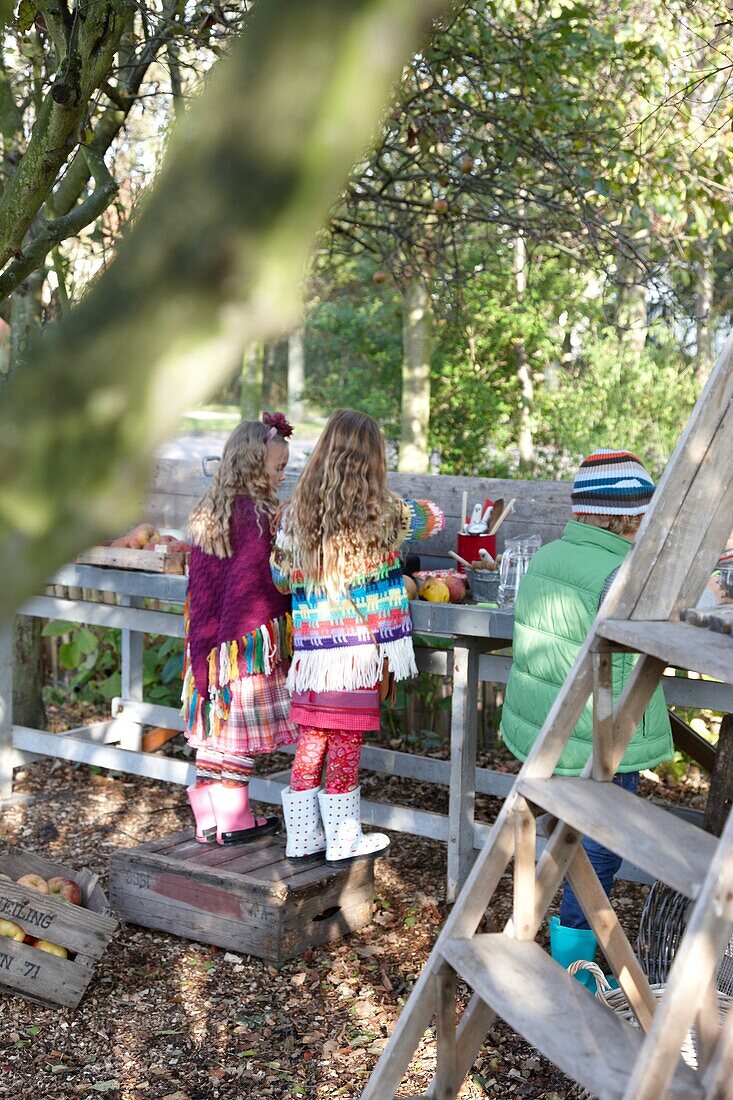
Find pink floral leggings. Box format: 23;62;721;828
290;727;364;794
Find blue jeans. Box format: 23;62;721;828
559;771;639;930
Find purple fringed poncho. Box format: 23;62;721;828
181;496;292;734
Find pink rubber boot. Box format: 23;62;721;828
209;783;279;845
186;784;217;843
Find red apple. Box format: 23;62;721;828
434;198;449;214
47;877;83;905
0;919;25;941
33;940;68;958
16;874;49;894
168;540;191;553
444;575;467;604
372;270;388;284
130;523;159;547
458;155;474;174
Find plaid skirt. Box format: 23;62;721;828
185;662;297;756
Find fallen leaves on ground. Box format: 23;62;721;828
0;705;705;1098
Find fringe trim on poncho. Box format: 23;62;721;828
181;610;293;739
286;635;417;695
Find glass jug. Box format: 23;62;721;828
498;535;542;609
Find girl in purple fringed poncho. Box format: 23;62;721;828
181;414;296;845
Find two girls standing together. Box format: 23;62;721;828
182;408;443;864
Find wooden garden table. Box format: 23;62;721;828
3;566;733;900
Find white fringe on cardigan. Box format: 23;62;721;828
286;636;417;694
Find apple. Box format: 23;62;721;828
444;575;467;604
127;525;151;548
458;155;474;174
16;874;49;894
420;578;451;603
165;539;191;553
403;576;418;600
47;877;83;905
372;270;388;284
0;873;13;882
0;919;25;941
111;536;138;548
32;940;68;958
434;198;449;215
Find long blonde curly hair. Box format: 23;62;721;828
287;409;401;596
189;420;287;558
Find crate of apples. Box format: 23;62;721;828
76;524;191;574
0;849;117;1008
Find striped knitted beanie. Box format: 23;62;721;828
571;449;655;516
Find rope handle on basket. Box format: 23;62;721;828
567;960;614;1003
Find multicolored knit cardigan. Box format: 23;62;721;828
270;498;444;694
181;495;292;738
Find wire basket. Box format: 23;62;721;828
638;879;733;995
569;960;732;1077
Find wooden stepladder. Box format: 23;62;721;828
362;335;733;1100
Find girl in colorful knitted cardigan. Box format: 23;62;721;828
181;413;296;845
271;409;444;864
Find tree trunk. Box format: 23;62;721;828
695;248;714;386
10;274;45;728
398;273;432;473
287;327;305;423
615;235;649;358
240;341;264;419
513;226;534;470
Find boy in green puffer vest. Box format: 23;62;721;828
500;449;673;980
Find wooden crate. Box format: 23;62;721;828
75;545;188;574
0;848;118;1009
108;830;375;966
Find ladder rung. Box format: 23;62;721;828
517;777;715;900
440;934;703;1100
598;618;733;684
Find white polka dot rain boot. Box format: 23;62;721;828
281;786;327;859
318;786;390;865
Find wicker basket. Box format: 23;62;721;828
569;960;732;1075
638;879;733;995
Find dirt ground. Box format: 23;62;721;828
0;715;703;1100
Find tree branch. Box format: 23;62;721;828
0;0;131;270
0;0;450;618
0;149;118;299
51;0;184;218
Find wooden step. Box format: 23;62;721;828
597;618;733;684
517;777;715;900
440;934;703;1100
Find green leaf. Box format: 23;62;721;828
42;620;75;637
74;627;98;656
97;672;122;700
16;0;35;33
58;640;82;669
92;1081;120;1093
